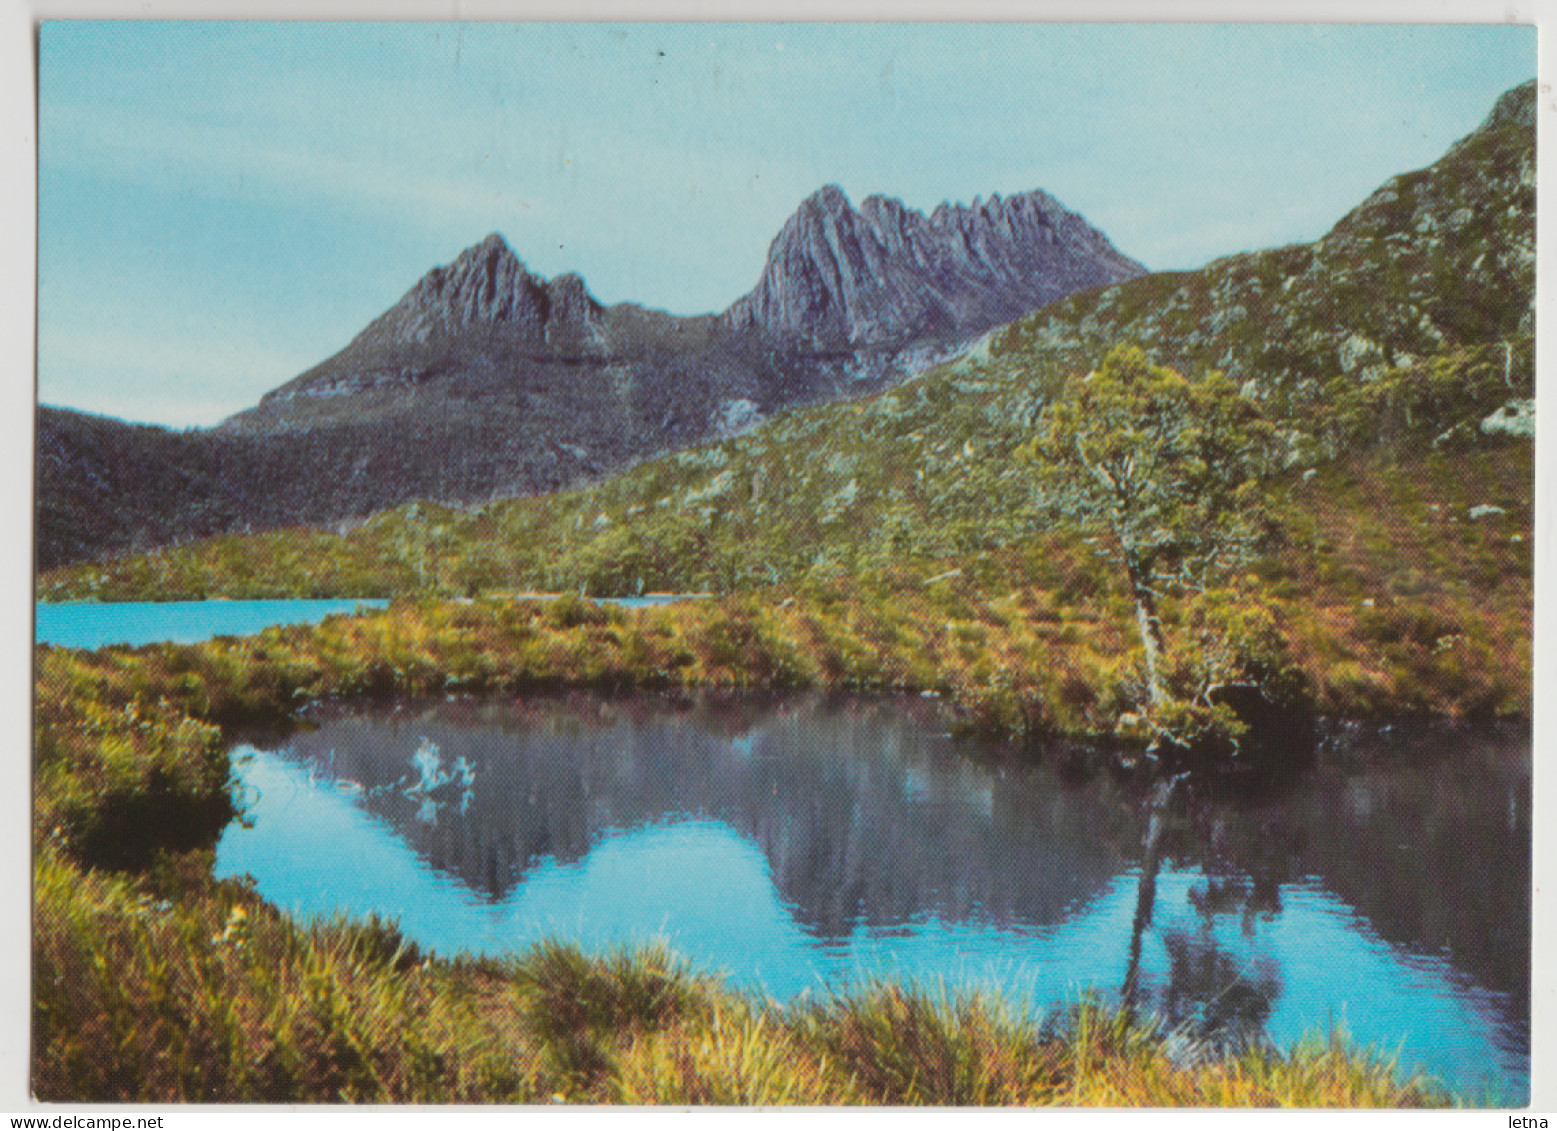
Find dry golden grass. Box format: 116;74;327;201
33;850;1455;1106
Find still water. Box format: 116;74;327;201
35;599;391;649
215;693;1530;1103
34;595;709;650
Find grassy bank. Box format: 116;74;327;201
35;844;1454;1105
37;528;1529;750
32;589;1515;1103
36;559;1529;881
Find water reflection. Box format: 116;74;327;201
232;694;1139;942
216;693;1529;1102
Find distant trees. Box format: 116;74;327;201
1018;346;1283;758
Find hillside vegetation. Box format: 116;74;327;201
38;324;1533;728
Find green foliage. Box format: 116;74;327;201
1021;346;1276;589
1018;346;1282;750
1150;588;1308;754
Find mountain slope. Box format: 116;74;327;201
42;83;1536;606
40;184;1144;569
992;81;1536;413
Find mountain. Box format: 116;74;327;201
724;185;1144;346
38;184;1144;570
41;81;1536;604
38;80;1534;576
223;184;1144;437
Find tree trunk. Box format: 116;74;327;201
1125;551;1169;711
1121;771;1190;1010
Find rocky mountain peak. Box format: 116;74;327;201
803;183;853;215
372;233;603;346
545;272;601;326
1486;78;1536;131
724;184;1146;347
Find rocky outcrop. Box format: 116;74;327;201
245;234;611;412
725;185;1146;347
359;233;604;347
1481;398;1535;439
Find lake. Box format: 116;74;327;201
33;595;710;650
214;692;1531;1103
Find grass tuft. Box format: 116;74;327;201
32;845;1462;1106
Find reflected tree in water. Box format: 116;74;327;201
1119;774;1290;1054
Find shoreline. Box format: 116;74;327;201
31;594;1529;1104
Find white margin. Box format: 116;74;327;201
4;2;1550;1128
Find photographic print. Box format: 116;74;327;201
31;21;1536;1106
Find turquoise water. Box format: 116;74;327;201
35;599;392;649
214;694;1531;1104
34;594;710;650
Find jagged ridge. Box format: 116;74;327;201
37;80;1532;572
385;232;603;343
725;185;1146;347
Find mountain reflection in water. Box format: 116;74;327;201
216;692;1530;1103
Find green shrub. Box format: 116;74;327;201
548;593;613;630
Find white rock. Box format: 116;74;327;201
1338;333;1382;376
713;398;762;437
1480;399;1535;439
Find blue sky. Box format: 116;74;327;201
37;21;1535;427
